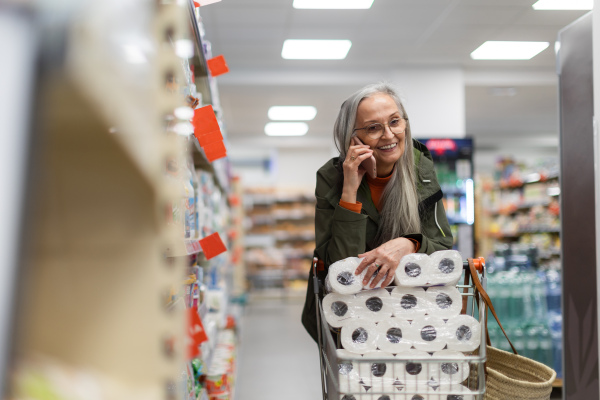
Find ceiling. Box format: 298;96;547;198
199;0;590;161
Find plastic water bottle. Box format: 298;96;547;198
546;270;561;314
532;272;549;322
524;324;540;360
495;273;511;322
508;273;524;324
549;312;563;378
538;325;554;368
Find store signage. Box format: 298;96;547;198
425;139;458;155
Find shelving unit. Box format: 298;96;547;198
5;1;240;400
244;190;315;296
478;158;562;378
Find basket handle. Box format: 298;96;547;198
466;258;518;355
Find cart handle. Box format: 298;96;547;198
465;257;485;273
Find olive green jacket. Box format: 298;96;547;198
301;139;453;342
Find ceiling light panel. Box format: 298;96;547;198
470;41;549;60
265;122;309;136
281;39;352;60
268;106;317;121
532;0;592;10
293;0;374;9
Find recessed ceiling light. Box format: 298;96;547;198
265;122;309;136
293;0;374;9
470;41;549;60
268;106;317;121
532;0;592;10
282;39;352;60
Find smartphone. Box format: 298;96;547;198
352;136;377;179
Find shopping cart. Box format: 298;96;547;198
312;256;488;400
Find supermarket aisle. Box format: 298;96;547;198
237;295;322;400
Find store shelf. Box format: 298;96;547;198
165;237;203;257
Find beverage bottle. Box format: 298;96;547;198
545;269;561;315
496;273;511;323
538;324;554;368
549;312;563;378
525;323;540;361
511;324;526;354
508;273;524;324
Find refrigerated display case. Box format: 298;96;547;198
421;138;474;257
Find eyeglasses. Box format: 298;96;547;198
353;117;407;140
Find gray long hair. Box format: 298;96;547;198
333;82;421;246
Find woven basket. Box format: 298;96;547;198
469;346;556;400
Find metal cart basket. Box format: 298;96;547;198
313;257;488;400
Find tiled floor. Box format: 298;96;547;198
236;295;322;400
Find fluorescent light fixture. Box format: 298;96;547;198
293;0;374;9
470;41;549;60
532;0;592;10
268;106;317;121
265;122;309;136
282;39;352;60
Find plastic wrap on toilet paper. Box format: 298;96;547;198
325;273;333;293
376;318;413;353
395;254;432;287
424;286;462;318
360;351;397;381
328;257;366;295
445;315;481;352
342;319;379;354
428;250;464;286
336;349;362;394
390;349;432;388
390;287;429;318
323;293;357;328
353;288;393;322
431;350;470;385
435;384;478;400
404;316;447;352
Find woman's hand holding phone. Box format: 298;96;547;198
341;137;375;203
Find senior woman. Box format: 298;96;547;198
301;82;453;342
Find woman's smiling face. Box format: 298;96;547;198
354;93;406;177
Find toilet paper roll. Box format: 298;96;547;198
436;384;477;400
392;349;432;388
424;287;462;318
376;318;413;353
329;257;367;295
428;250;464;286
390;287;430;318
342;319;379;354
445;315;481;352
431;350;470;385
395;254;432;287
325;274;333;294
323;293;357;328
336;349;362;394
361;351;397;381
404;316;447;352
354;288;393;322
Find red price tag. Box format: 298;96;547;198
193;105;220;137
203;141;227;162
196;129;223;147
187;308;208;359
199;232;227;260
207;55;230;77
